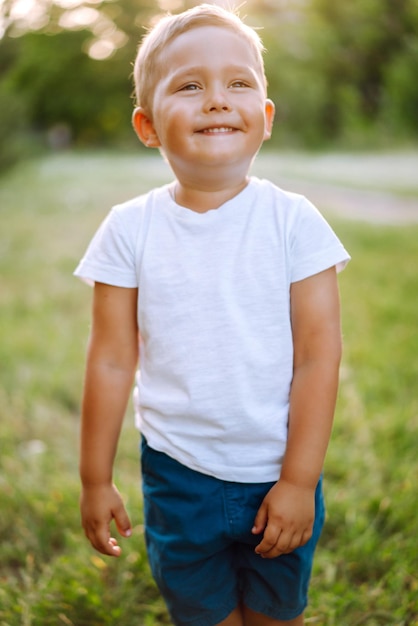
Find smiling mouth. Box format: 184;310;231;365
199;127;235;134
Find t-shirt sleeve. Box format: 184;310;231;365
290;196;350;283
74;205;138;288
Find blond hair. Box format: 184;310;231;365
133;3;266;117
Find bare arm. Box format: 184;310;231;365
80;282;139;557
253;266;342;557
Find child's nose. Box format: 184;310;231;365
203;86;232;113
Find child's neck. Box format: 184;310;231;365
172;178;250;213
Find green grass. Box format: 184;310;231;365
0;151;417;625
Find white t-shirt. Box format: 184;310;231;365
75;177;350;482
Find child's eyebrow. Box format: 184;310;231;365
168;64;258;83
169;66;203;79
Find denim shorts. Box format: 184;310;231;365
140;437;325;626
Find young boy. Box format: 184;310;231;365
75;4;350;625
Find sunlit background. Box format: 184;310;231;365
1;0;417;172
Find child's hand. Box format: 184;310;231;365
80;483;132;557
252;479;315;558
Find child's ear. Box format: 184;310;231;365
132;107;161;148
263;99;275;140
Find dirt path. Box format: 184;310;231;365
276;177;418;225
250;153;418;225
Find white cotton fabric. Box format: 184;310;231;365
75;177;350;482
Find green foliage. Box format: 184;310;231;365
0;82;29;170
0;0;156;166
318;0;417;144
0;29;135;146
382;35;418;138
0;151;417;625
261;0;418;148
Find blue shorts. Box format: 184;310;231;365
140;438;325;626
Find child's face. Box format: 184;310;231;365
133;25;274;186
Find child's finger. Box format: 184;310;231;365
251;504;268;535
114;505;132;538
108;537;122;556
254;523;281;556
89;524;121;557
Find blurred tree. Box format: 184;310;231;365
304;0;418;144
2;29;131;144
0;0;157;156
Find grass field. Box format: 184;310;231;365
0;151;417;625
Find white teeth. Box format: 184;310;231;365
203;127;233;133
